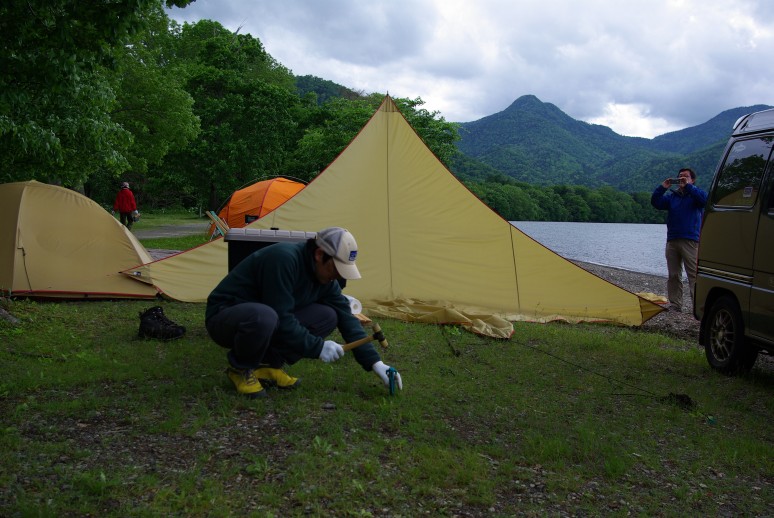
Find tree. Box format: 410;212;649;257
393;97;461;166
111;8;200;177
561;192;592;222
286;94;461;182
288;97;379;180
0;0;194;186
87;6;201;204
161;20;301;210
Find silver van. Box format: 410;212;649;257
695;108;774;373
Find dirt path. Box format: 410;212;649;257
133;222;209;239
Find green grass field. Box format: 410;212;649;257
1;298;772;516
0;214;771;515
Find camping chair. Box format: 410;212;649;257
206;211;230;240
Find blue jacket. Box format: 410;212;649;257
206;240;379;370
651;184;708;241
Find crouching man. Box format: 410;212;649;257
205;227;402;398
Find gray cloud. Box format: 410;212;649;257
169;0;774;137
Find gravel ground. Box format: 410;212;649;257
570;260;699;342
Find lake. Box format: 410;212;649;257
511;221;668;277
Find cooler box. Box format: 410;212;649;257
224;228;316;271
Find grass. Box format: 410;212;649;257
135;208;205;229
1;215;772;515
133;209;211;250
139;234;210;251
1;298;772;516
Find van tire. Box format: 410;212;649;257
703;295;758;374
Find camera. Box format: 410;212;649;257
668;178;682;185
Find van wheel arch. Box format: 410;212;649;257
702;295;758;374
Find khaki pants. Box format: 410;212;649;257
665;239;698;307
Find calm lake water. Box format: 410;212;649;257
511;221;668;277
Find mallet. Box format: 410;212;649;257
342;323;388;352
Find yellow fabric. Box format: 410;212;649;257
127;239;228;301
123;96;663;335
0;181;158;299
635;292;668;304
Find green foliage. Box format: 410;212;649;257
464;176;664;223
295;74;364;104
287;97;380;181
284;94;461;184
0;0;194;186
110;6;201;176
394;97;461;166
158;20;302;210
85;5;201;204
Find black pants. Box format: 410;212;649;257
119;211;133;229
205;302;337;369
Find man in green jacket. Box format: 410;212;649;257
205;227;402;398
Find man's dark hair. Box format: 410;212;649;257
307;238;333;262
679;167;696;180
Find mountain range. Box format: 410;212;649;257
452;95;772;192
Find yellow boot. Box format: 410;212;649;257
225;367;267;398
255;366;300;389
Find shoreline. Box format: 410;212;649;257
573;259;666;278
571;260;669;297
570;259;699;342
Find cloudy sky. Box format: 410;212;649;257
168;0;773;138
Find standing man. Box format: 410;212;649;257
113;181;137;230
651;168;708;311
205;227;403;398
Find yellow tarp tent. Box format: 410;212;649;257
124;96;662;336
125;239;228;302
0;180;158;299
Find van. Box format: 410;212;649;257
694;108;774;373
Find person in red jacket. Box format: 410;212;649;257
113;181;137;229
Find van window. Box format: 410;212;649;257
768;175;774;213
711;137;773;207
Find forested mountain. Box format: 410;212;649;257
647;105;772;154
454;96;772;191
295;75;364;104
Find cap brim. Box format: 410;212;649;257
333;260;361;280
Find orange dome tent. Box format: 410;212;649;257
208;177;305;237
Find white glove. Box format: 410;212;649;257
319;340;345;363
372;360;403;392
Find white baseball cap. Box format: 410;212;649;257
315;227;361;280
